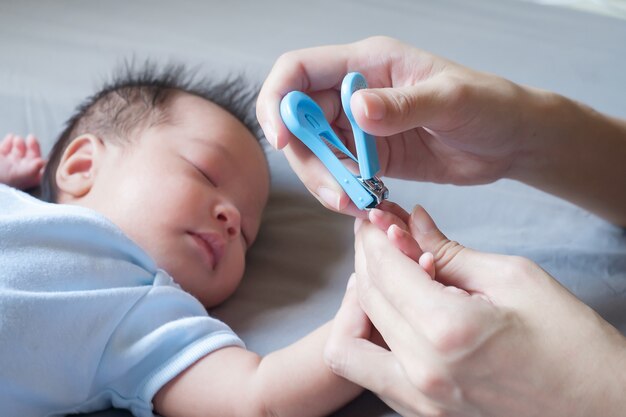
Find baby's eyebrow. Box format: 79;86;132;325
190;137;227;154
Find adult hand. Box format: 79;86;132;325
258;36;626;224
257;36;537;214
325;205;626;417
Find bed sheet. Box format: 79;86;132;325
1;0;625;416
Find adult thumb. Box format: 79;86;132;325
408;205;504;293
351;81;444;137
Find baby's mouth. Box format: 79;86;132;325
189;232;225;270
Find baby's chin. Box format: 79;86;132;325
169;265;244;309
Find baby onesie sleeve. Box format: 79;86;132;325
88;271;245;417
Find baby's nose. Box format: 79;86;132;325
215;203;241;239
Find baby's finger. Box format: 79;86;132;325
11;135;26;158
387;224;423;262
369;207;409;232
419;252;436;279
1;133;14;155
25;134;42;158
376;200;411;224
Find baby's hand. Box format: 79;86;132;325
0;133;45;190
366;201;436;279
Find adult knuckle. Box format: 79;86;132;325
388;90;416;122
511;255;538;274
429;318;468;354
364;35;397;48
275;51;296;68
408;365;456;401
503;255;540;282
442;76;473;106
433;240;464;272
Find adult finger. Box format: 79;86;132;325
370;202;411;228
325;335;439;417
335;274;370;339
355;225;451;365
325;331;419;412
353;264;459;404
325;273;393;386
356;221;454;316
387;224;423;263
325;281;438;417
408;205;505;292
257;42;357;149
257;36;416;149
350;78;452;137
283;136;365;216
277;88;367;215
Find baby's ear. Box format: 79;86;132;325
55;134;103;199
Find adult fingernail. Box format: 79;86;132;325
261;121;277;148
411;205;435;234
317;186;340;210
359;91;386;121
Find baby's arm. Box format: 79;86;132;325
0;133;45;189
154;321;364;417
153;203;425;417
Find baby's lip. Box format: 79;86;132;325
190;232;225;270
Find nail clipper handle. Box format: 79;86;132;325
280;91;376;210
341;72;381;180
352;128;380;180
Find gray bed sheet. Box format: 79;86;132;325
1;0;625;416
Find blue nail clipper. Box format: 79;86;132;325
280;72;389;210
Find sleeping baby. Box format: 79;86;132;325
0;64;370;417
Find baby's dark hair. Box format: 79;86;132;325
40;61;261;202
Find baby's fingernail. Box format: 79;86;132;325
261;121;277;148
358;92;386;121
368;208;383;222
317;187;340;210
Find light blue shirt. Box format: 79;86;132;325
0;185;244;417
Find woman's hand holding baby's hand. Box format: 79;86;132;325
327;201;435;375
327;205;626;417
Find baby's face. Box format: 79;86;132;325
84;93;269;307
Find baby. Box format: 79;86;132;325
0;65;366;417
